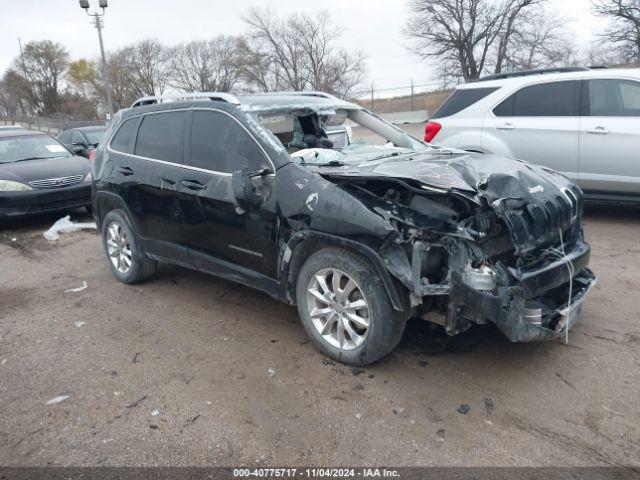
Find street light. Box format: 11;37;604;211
79;0;114;118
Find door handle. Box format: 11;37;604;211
496;123;515;130
181;180;206;191
117;166;134;176
585;126;609;135
160;177;176;190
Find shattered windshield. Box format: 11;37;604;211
245;101;428;166
290;144;415;166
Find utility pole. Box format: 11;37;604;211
410;78;415;112
79;0;114;119
370;84;374;112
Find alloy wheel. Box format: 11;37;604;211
106;221;132;274
306;268;370;351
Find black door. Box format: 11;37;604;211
114;110;190;265
179;109;279;280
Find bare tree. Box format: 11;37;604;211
105;49;143;110
236;36;285;92
586;41;628;65
501;9;577;70
242;8;366;96
494;0;544;73
594;0;640;63
11;40;69;115
0;70;29;118
406;0;510;80
121;39;171;97
406;0;569;80
170;37;243;92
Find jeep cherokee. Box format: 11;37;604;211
91;91;596;366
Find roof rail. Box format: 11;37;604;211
473;67;590;82
245;91;339;100
130;92;240;108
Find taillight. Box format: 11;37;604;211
424;121;442;143
88;149;95;162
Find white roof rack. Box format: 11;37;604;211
130;92;241;108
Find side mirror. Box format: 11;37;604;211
71;144;85;154
231;168;268;209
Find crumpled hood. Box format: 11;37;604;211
308;150;574;198
309;150;581;253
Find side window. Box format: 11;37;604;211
58;131;71;144
135;111;185;162
188;110;270;173
494;81;580;117
110;117;138;154
71;131;85;144
588;79;640;116
432;87;499;118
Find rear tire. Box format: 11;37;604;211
296;247;407;366
101;209;157;284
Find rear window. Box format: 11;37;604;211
493;81;580;117
110;118;138;154
134;112;185;162
433;87;499;118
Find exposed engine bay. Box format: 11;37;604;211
245;96;597;343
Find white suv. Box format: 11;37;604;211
426;67;640;203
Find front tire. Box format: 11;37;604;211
101;209;157;284
296;247;407;366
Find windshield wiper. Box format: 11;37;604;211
13;155;68;162
310;160;345;167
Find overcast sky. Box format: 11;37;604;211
0;0;607;94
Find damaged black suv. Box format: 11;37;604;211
92;91;596;365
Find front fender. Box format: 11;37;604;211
281;230;406;312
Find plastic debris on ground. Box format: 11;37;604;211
65;281;88;293
267;367;276;378
46;395;70;405
151;409;160;416
74;321;86;328
43;215;96;241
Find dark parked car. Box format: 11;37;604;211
57;126;107;159
92;92;596;365
0;130;92;218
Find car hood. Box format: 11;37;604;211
307;149;581;253
0;155;90;184
307;149;573;197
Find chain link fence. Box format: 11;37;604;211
351;82;451;112
0;115;106;134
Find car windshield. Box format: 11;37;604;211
0;135;71;164
248;103;429;166
83;128;107;145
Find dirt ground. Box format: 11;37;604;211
1;153;640;467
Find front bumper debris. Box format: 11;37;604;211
424;230;597;343
447;265;596;342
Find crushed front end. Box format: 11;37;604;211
404;163;597;342
318;152;597;343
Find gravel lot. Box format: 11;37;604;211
1;134;639;466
